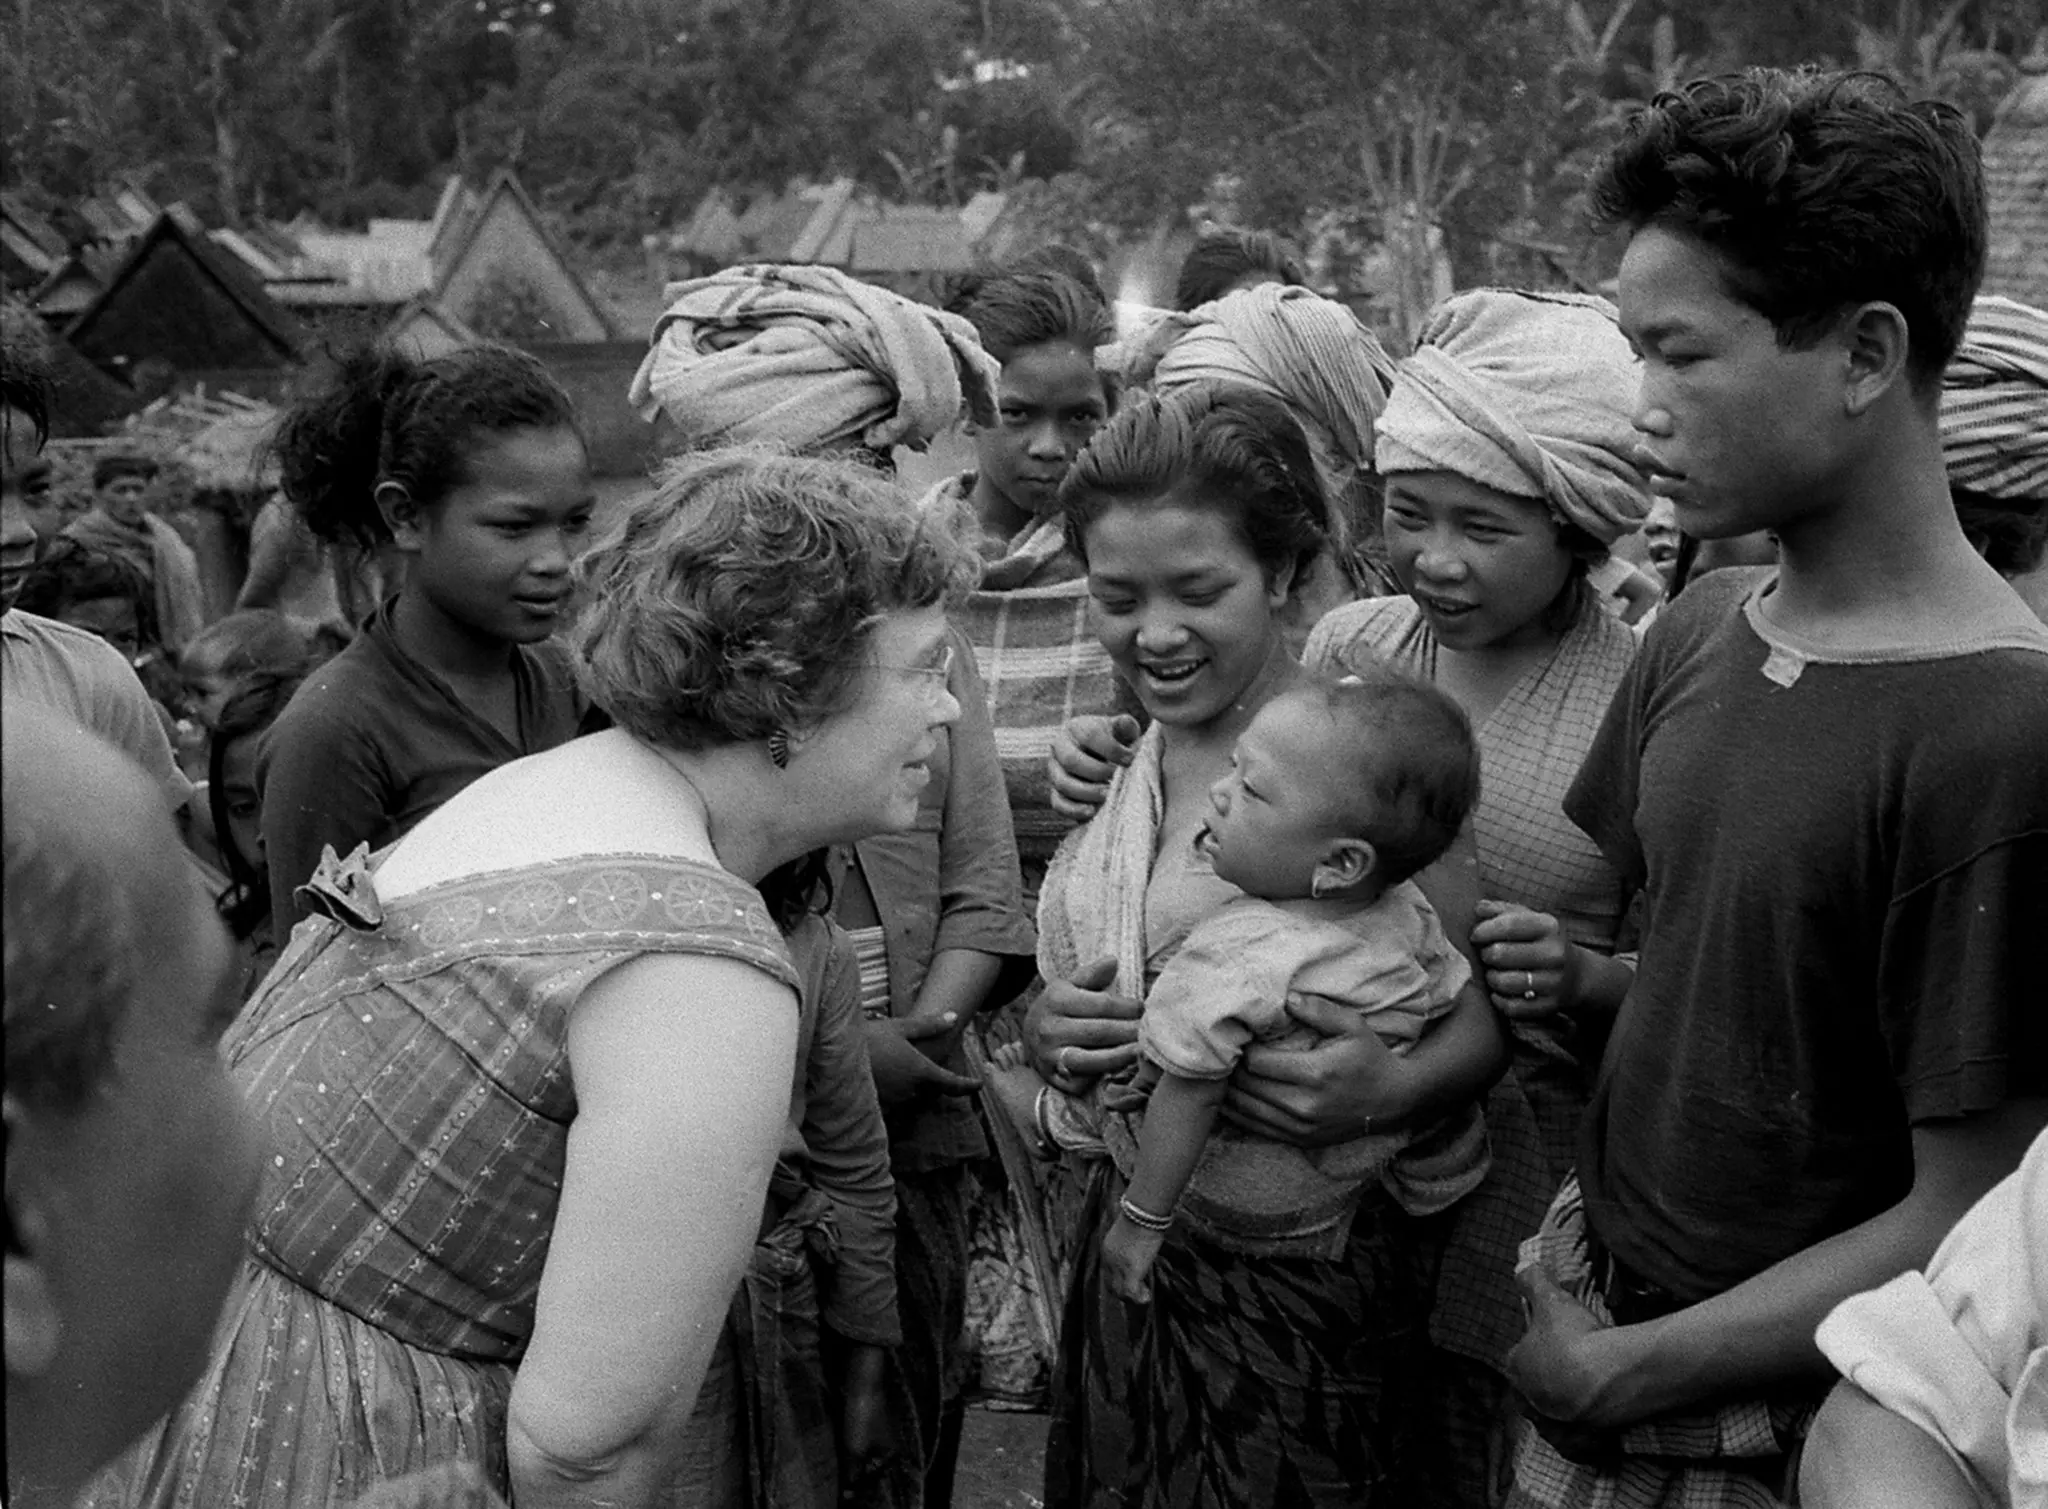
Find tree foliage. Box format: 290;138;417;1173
2;0;2040;290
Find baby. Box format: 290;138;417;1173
1026;666;1490;1302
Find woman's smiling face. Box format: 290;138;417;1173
1082;490;1293;732
1383;469;1575;653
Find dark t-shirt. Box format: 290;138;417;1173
1566;568;2048;1305
259;601;586;930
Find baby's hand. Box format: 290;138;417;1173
1102;1213;1165;1305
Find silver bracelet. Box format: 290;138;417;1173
1117;1194;1175;1233
1032;1085;1059;1156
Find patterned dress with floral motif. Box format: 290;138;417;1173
79;851;798;1509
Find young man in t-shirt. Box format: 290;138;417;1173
1502;68;2048;1509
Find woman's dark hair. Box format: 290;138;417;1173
1590;68;1985;388
957;270;1116;368
946;244;1108;316
208;670;307;940
269;342;582;550
1174;229;1308;312
1953;487;2048;578
1059;384;1328;592
15;540;159;650
1543;523;1609;635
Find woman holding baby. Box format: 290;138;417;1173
1033;291;1652;1507
1019;381;1504;1508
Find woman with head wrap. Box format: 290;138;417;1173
629;262;1000;457
1302;286;1652;1506
1943;293;2048;623
631;264;1036;1509
1128;281;1401;622
1040;290;1650;1505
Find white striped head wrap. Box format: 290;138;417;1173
1125;283;1398;555
628;263;999;453
1942;295;2048;503
1374;288;1649;548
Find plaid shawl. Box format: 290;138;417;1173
922;474;1124;862
1506;1176;1821;1509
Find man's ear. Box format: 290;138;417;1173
1310;837;1376;899
375;481;427;552
4;1095;63;1377
1840;302;1913;417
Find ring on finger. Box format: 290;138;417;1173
1058;1046;1077;1078
1522;970;1536;1001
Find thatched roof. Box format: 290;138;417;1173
1983;69;2048;308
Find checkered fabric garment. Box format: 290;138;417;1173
1503;1177;1819;1509
1306;593;1638;956
921;476;1124;865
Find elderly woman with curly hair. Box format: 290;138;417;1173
80;449;977;1509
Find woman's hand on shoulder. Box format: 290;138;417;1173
1048;714;1140;821
1023;956;1143;1088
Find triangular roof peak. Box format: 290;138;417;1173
430;169;614;341
66;207;307;368
428;174;483;271
385;296;480;360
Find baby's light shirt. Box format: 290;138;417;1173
1139;882;1470;1081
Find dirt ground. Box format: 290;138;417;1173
952;1407;1050;1509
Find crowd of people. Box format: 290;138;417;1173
4;63;2044;1509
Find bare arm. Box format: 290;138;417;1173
1797;1382;1980;1509
1509;1097;2048;1428
1103;1071;1229;1304
234;499;294;611
506;953;799;1509
260;702;390;930
1126;1070;1228;1218
908;947;1004;1037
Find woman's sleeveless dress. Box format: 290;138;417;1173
81;849;798;1509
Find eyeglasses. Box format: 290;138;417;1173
877;642;955;696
